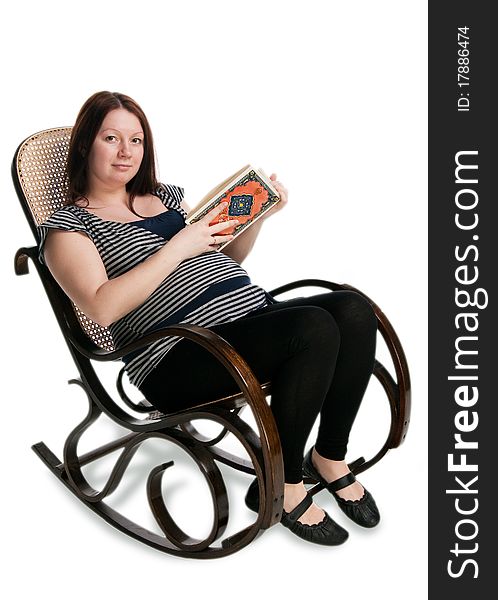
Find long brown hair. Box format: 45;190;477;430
66;91;158;215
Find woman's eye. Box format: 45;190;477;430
131;137;143;144
105;135;118;142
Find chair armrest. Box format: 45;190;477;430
68;321;233;362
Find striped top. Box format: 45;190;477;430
37;183;272;388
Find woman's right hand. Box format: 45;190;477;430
166;202;239;261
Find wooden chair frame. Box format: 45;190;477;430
12;128;411;558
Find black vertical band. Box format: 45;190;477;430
429;2;495;596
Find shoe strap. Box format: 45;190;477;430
326;472;356;493
281;493;313;524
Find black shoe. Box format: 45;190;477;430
302;448;380;528
244;478;348;546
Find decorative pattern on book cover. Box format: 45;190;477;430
186;168;280;249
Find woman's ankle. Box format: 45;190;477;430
283;481;307;512
283;481;326;525
312;447;365;502
312;448;349;479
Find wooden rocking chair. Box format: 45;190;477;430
12;127;411;558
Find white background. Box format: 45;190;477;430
1;1;427;598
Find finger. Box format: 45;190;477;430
209;218;239;233
203;201;228;220
210;233;235;245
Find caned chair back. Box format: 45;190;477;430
13;127;115;351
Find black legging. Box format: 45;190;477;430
138;291;377;483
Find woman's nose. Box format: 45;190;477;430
118;142;131;157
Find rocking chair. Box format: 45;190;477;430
12;127;411;559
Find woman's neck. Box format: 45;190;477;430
85;185;129;209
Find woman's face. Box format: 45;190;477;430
87;108;145;192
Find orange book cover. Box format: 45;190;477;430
186;165;280;249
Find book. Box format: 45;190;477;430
186;164;281;249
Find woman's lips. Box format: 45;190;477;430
112;164;133;171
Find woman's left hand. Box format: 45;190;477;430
261;173;288;221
